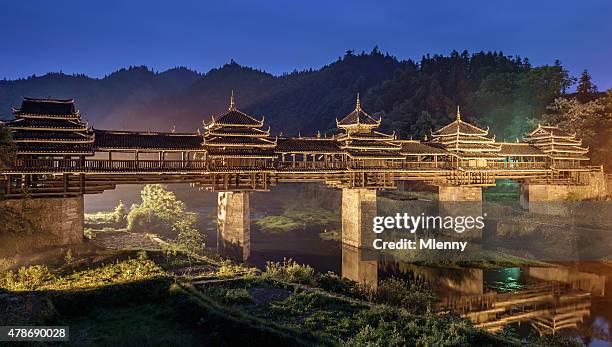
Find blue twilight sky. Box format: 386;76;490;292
1;0;611;89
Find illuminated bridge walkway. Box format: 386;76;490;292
0;95;604;198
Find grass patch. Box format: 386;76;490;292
0;259;165;292
256;215;303;233
256;206;340;234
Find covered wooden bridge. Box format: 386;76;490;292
0;95;607;261
0;95;602;198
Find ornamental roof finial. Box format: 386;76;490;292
456;105;461;121
229;90;235;111
356;93;361;111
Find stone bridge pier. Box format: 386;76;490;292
0;196;84;253
342;244;378;289
341;188;377;249
438;186;483;238
217;191;250;261
438;186;483;216
520;172;608;215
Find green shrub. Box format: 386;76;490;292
375;278;434;314
113;200;128;225
223;288;253;304
346;323;405;346
264;258;314;284
137;250;148;260
126;185;202;244
174;215;205;255
0;265;56;291
350;306;504;346
84;228;94;239
127;207;164;233
214;261;259;279
316;272;363;297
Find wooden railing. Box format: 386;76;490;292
276;161;347;170
5;157;596;174
208;160;276;171
10;158;208;172
484;161;547;169
348;161;448;170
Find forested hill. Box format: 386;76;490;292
0;49;578;139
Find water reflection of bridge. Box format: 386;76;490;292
340;246;606;335
441;282;593;333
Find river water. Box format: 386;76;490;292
85;183;612;345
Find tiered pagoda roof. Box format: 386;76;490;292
429;107;502;159
203;92;276;158
3;97;94;155
523;125;589;160
335;95;403;160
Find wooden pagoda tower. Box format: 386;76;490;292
4;97;95;159
202;91;277;170
429;107;502;167
523;125;589;168
335;94;403;169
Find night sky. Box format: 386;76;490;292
1;0;611;89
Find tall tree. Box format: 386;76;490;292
576;69;598;102
542;91;612;170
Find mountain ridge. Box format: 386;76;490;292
0;49;579;139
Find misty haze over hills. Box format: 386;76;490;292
0;49;589;139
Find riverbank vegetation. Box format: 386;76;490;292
2;249;578;346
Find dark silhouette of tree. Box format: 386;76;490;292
576;69;598;102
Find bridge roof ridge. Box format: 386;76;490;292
94;129;201;136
